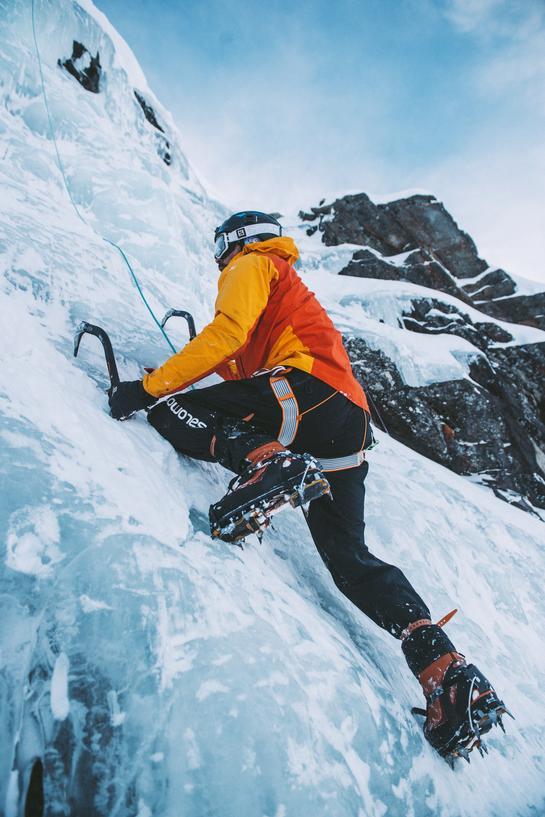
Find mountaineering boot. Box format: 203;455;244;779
403;621;512;763
209;442;331;543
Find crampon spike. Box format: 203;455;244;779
458;747;471;764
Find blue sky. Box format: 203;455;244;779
95;0;545;282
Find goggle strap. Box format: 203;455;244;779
224;222;282;243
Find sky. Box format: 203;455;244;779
95;0;545;283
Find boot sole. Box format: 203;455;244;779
211;475;330;543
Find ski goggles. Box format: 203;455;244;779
214;222;282;261
214;232;230;261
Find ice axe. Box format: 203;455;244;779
160;308;196;340
74;308;197;393
74;321;120;395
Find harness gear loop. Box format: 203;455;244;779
318;403;369;472
269;375;371;472
318;451;366;472
269;375;300;446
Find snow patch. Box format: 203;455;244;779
196;680;230;702
5;505;63;577
80;594;113;612
50;652;70;720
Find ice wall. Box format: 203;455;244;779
1;2;545;816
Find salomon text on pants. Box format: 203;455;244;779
146;369;430;638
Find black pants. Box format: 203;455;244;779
147;370;430;637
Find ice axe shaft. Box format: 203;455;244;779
74;321;120;392
74;308;196;392
160;309;196;341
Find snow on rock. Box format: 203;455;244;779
290;217;545;512
298;271;545;387
1;2;545;817
299;188;436;211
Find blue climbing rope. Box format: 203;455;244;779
103;241;176;352
30;0;176;355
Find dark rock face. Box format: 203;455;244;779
462;268;516;302
345;336;545;512
477;292;545;331
340;247;473;303
301;192;545;329
58;41;101;94
301;193;414;254
400;297;513;352
134;91;164;132
134;91;172;166
303;190;545;512
384;195;487;280
300;193;487;280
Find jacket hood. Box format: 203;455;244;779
240;236;299;265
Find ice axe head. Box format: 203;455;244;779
160;309;196;341
74;321;121;394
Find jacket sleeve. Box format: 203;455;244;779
215;359;239;381
143;254;277;397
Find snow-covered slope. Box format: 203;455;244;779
1;2;545;816
289;220;545;390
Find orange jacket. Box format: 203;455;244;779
143;236;368;411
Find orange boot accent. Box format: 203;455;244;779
418;651;466;729
418;652;466;696
246;441;286;465
401;618;432;640
436;608;458;628
402;608;459;641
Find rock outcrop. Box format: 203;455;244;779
477;291;545;331
400;297;513;351
300;193;545;328
345;336;545;512
58;45;172;167
300;192;545;512
134;91;172;166
58;40;101;93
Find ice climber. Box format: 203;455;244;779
108;211;510;761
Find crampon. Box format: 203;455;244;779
412;661;514;766
209;451;330;544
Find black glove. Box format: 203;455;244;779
109;379;158;420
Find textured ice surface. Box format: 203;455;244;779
1;1;545;816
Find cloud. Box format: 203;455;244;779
103;0;545;283
442;0;507;32
443;0;545;107
433;0;545;283
422;141;545;284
